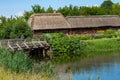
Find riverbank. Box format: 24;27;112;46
48;36;120;64
83;38;120;52
2;37;118;80
1;34;120;80
78;38;120;59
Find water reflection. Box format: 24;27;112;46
55;53;120;80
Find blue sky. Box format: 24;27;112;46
0;0;120;17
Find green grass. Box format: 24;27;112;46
0;48;33;73
83;38;120;52
0;67;52;80
0;48;55;77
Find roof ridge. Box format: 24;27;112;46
30;13;62;17
66;15;120;18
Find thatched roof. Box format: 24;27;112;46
28;13;71;30
66;15;120;28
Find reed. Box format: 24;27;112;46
0;67;52;80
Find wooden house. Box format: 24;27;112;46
28;13;71;37
66;15;120;34
28;13;120;36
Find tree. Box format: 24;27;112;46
0;16;6;25
23;11;33;21
23;4;45;20
57;6;70;16
10;18;33;38
46;6;54;13
31;4;45;13
0;17;33;39
101;0;113;14
112;3;120;16
57;5;79;16
90;6;106;15
72;6;80;16
79;6;91;15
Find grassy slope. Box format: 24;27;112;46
83;38;120;52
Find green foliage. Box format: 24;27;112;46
78;29;120;40
72;6;80;16
23;0;120;20
104;29;116;38
57;6;71;16
101;0;113;9
0;17;33;39
24;4;45;20
79;34;92;40
31;4;45;13
40;33;86;64
46;6;54;13
0;48;33;73
40;33;64;41
112;3;120;16
101;0;113;14
33;61;54;75
93;33;105;39
49;37;85;64
115;29;120;38
84;38;120;52
23;11;33;21
0;48;54;75
0;16;7;27
79;6;106;15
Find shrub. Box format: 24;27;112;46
49;37;85;64
40;33;64;41
0;17;33;39
104;29;116;38
115;29;120;38
93;33;105;39
79;34;92;40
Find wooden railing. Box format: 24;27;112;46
0;39;51;59
0;39;50;52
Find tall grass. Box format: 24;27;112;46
84;38;120;52
0;67;52;80
0;48;57;80
0;48;33;73
0;48;54;76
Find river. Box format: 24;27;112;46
55;53;120;80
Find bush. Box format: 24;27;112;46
40;33;64;41
104;29;116;38
49;37;85;64
0;17;33;39
93;33;105;39
79;34;92;40
115;29;120;38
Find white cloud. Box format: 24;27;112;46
15;11;24;17
93;4;99;7
86;4;99;7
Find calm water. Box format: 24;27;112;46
55;53;120;80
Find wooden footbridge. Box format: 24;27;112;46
0;39;51;59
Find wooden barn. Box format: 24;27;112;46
66;15;120;34
28;13;71;37
28;13;120;36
